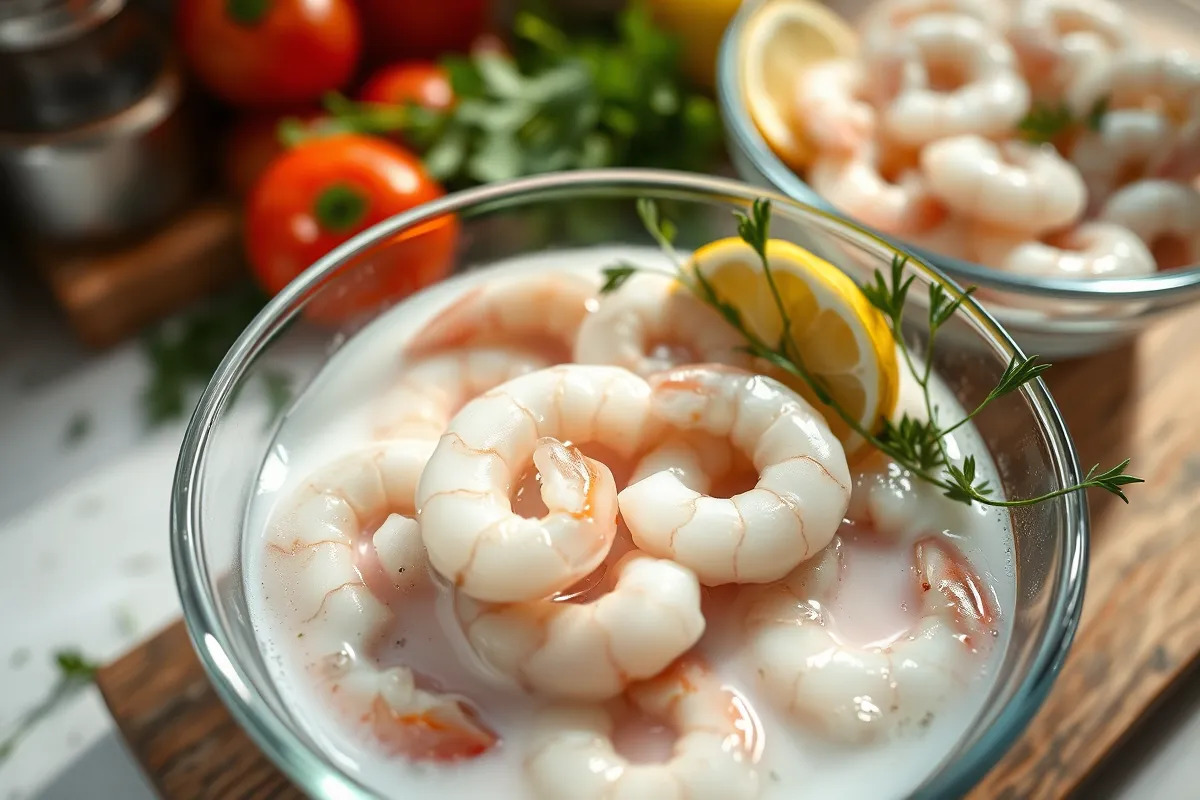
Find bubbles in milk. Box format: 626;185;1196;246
243;247;1016;799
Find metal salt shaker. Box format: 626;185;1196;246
0;0;195;245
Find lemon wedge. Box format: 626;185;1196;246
739;0;858;169
689;237;898;454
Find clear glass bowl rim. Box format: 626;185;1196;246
170;167;1089;800
715;0;1200;303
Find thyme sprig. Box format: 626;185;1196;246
601;198;1143;508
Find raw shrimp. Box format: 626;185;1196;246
1100;180;1200;269
874;15;1030;147
416;365;658;603
573;272;751;377
845;464;980;543
1070;110;1174;210
1007;0;1132;102
405;272;599;358
974;221;1155;279
904;214;974;262
920;135;1086;234
627;432;738;495
263;445;497;761
455;552;705;701
263;440;436;645
792;59;876;157
808;147;947;237
744;535;995;743
376;346;549;440
525;659;761;800
618;365;851;587
858;0;1007;52
332;661;498;761
1068;50;1200;122
1148;116;1200;181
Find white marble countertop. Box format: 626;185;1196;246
0;285;1197;799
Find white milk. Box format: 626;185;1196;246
244;246;1016;799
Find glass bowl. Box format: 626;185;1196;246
716;0;1200;359
171;168;1088;799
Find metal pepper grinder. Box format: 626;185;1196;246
0;0;195;246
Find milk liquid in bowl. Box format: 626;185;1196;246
171;170;1087;800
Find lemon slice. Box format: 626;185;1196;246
690;237;898;455
739;0;858;169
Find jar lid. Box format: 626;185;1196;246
0;0;125;51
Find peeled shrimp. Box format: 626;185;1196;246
1007;0;1132;102
904;214;974;262
792;59;876;157
573;272;751;377
263;444;496;761
455;552;705;701
525;659;761;800
618;366;851;587
263;440;435;644
859;0;1007;52
405;272;599;358
744;536;995;743
874;15;1030;147
921;135;1086;234
1069;110;1174;210
974;221;1155;279
331;661;498;761
416;365;658;603
1148;116;1200;182
627;432;738;495
809;147;946;237
1100;180;1200;269
376;346;549;440
1068;50;1200;122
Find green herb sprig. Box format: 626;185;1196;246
1018;96;1110;144
0;650;98;764
603;198;1143;508
306;3;721;187
140;283;295;427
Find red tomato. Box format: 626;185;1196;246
357;0;491;62
245;135;457;322
359;62;455;111
223;108;326;198
177;0;361;107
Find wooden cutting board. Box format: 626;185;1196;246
35;201;243;349
97;303;1200;799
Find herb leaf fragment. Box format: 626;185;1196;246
604;197;1143;509
1018;95;1110;144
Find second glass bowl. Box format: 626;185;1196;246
716;0;1200;359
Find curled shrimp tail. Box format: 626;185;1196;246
916;536;996;639
373;665;498;761
534;437;598;517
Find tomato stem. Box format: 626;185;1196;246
226;0;270;26
314;184;368;233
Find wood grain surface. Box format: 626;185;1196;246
36;202;242;349
96;621;301;800
97;304;1200;799
969;304;1200;799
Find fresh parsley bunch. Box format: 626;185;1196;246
322;3;723;186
